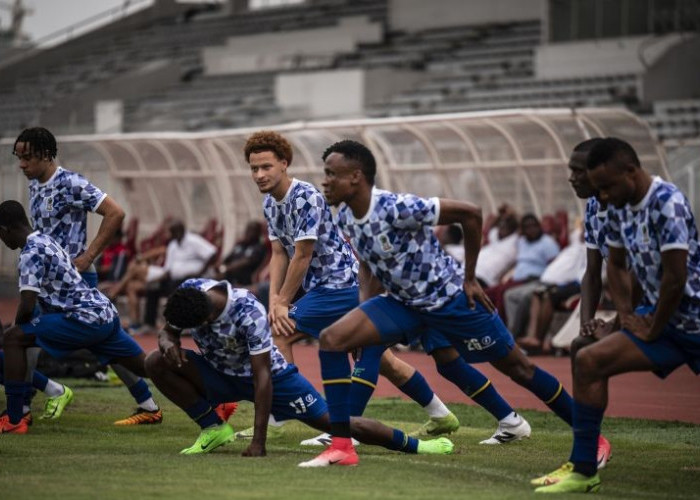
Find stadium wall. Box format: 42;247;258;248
388;0;542;31
535;33;693;79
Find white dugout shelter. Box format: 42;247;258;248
0;108;668;280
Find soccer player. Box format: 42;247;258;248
0;201;154;434
244;130;460;443
145;278;454;460
305;140;583;468
12;127;161;425
533;138;700;493
529;139;615;487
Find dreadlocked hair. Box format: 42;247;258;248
163;287;211;329
14;127;57;160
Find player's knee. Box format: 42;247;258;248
570;336;596;360
319;326;346;351
573;346;601;380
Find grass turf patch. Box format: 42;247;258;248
1;380;698;499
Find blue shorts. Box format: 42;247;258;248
186;350;327;422
360;291;516;363
289;286;359;338
81;271;98;288
19;315;143;365
622;326;700;378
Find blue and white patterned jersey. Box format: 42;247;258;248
181;279;288;378
337;188;465;311
263;178;357;292
583;197;611;262
29;166;107;259
19;232;117;325
605;177;700;334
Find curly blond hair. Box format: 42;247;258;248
244;130;293;165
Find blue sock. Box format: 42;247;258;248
522;367;573;426
437;357;512;420
319;349;352;438
184;398;221;429
398;370;434;407
127;379;152;405
386;428;419;453
348;345;384;416
5;380;29;424
570;401;604;476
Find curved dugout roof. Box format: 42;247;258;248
0;108;667;277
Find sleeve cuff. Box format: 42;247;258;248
19;285;41;293
430;197;440;225
294;235;318;242
249;345;272;356
660;243;689;252
606;240;624;248
92;193;108;212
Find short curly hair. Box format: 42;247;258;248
244;130;293;165
163;287;211;329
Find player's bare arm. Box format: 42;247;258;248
243;351;273;457
272;238;314;336
15;289;38;325
74;196;125;272
623;248;687;342
436;198;494;312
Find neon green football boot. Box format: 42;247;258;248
531;462;574;486
40;385;74;420
409;412;460;437
180;423;234;455
417;437;455;455
535;472;601;494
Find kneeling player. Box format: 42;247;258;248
146;278;454;460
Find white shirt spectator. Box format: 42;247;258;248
476;232;518;287
147;231;217;282
539;232;587;285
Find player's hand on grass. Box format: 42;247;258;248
621;314;654;341
464;278;495;313
242;442;266;457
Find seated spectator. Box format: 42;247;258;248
486;214;559;324
216;221;268;286
108;220;217;333
475;214;519;288
97;227;131;283
516;230;587;353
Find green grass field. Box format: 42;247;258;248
1;380;698;499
